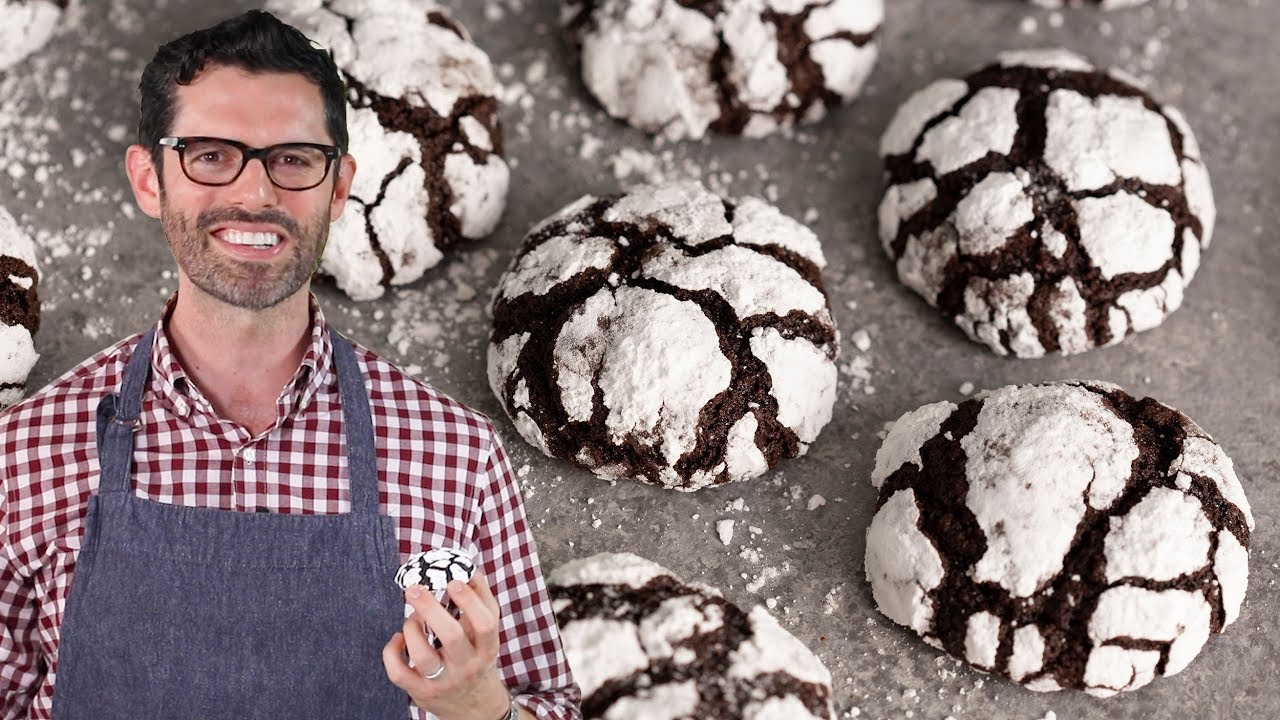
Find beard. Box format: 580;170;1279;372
160;197;329;311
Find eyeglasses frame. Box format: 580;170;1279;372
157;136;342;191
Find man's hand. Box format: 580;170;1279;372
382;572;515;720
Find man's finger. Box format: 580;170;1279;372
449;579;500;659
408;586;478;670
382;632;429;693
402;611;445;680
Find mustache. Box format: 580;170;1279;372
196;207;303;237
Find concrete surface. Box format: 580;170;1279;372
2;0;1276;718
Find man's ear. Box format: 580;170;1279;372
125;144;163;219
329;154;356;222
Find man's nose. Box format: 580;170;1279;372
226;156;279;208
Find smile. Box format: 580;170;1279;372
216;229;282;249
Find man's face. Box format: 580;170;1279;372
151;66;352;310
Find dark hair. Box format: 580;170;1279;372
138;10;348;169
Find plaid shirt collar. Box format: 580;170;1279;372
147;292;335;430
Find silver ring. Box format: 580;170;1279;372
423;662;446;680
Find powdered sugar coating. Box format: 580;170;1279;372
961;384;1137;597
553;286;732;471
563;0;883;140
551;551;672;589
0;206;41;410
916;86;1020;176
865;488;943;634
1045;91;1181;191
550;552;835;719
879;48;1214;357
489;181;838;490
0;0;65;71
865;380;1253;696
870;400;956;487
268;0;509;301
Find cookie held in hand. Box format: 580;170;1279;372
395;548;476;592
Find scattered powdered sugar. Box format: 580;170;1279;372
329;247;502;389
2;1;1251;717
823;584;845;615
716;519;736;546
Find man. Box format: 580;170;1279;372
0;11;579;720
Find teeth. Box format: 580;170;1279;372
220;230;281;248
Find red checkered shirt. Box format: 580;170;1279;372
0;298;580;720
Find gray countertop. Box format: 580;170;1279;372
2;0;1276;718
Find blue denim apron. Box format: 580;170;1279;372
52;328;407;719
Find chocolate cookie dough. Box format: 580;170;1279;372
487;180;838;490
878;48;1214;357
268;0;509;301
0;207;40;410
562;0;883;140
865;380;1253;696
550;552;836;719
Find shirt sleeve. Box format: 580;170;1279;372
472;429;582;720
0;466;42;720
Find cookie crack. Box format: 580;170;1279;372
629;276;802;485
319;0;356;36
343;72;502;253
761;7;841;127
350;156;415;288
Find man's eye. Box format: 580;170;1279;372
194;151;225;163
274;153;315;167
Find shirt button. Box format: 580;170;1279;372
174;398;189;417
243;447;256;464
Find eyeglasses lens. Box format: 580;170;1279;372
180;139;329;189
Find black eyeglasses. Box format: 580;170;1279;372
158;136;341;191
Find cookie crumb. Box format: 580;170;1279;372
716;519;735;545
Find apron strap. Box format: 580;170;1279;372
330;331;381;515
95;329;157;495
94;327;381;514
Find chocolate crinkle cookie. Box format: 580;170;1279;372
268;0;509;301
562;0;883;140
487;180;838;491
1;207;41;410
550;552;836;719
879;48;1214;358
0;0;69;72
394;548;476;592
865;380;1253;697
